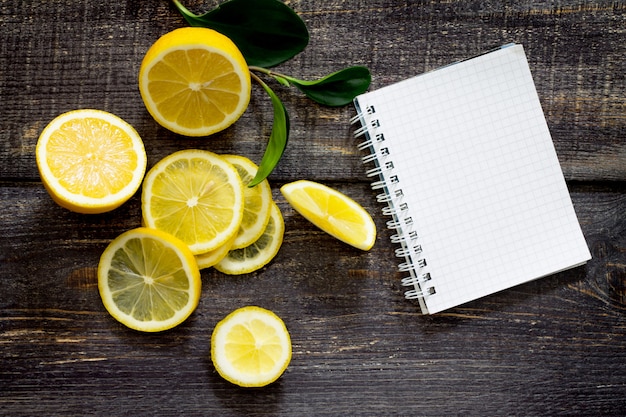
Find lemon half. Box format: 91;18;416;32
36;109;147;214
139;27;251;137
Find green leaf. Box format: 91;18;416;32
281;66;372;106
249;75;290;187
172;0;309;68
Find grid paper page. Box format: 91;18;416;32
356;44;591;314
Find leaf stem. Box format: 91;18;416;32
249;66;284;78
250;66;291;86
171;0;196;22
250;65;371;106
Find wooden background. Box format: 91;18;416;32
1;0;625;415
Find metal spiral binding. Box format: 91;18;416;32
402;273;435;299
370;180;386;190
399;258;427;272
387;212;411;229
349;113;363;125
398;261;414;272
382;202;408;217
395;244;421;258
404;286;436;299
376;192;393;203
353;124;369;138
366;165;394;177
362;153;378;164
390;230;418;244
352;106;435;303
387;219;402;229
401;273;432;287
377;188;404;204
358;133;386;150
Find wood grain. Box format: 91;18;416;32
0;0;625;415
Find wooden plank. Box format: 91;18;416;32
0;1;624;182
1;183;624;415
0;0;625;415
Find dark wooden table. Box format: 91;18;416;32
1;1;625;415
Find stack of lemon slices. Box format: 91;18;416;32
140;150;284;275
95;150;286;333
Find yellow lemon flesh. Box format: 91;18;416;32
211;306;292;387
280;180;376;250
97;227;201;332
195;234;236;270
36;109;147;214
221;154;273;249
141;149;245;255
215;202;284;275
139;27;251;136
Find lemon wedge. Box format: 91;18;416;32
280;180;376;250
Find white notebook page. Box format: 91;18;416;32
356;44;591;314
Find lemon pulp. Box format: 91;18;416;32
98;227;201;332
141;150;245;254
280;180;376;250
215;202;284;275
211;306;292;387
139;27;251;136
36;109;146;213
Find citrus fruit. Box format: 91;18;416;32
141;149;245;255
139;27;251;137
221;154;272;249
215;202;284;275
211;306;292;387
35;109;147;214
280;180;376;250
97;227;201;332
195;234;236;270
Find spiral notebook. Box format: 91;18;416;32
352;44;591;314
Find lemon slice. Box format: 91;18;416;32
195;234;236;270
97;227;201;332
35;109;147;214
211;306;292;387
215;202;284;275
139;27;251;137
141;149;245;255
222;154;273;249
280;180;376;250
